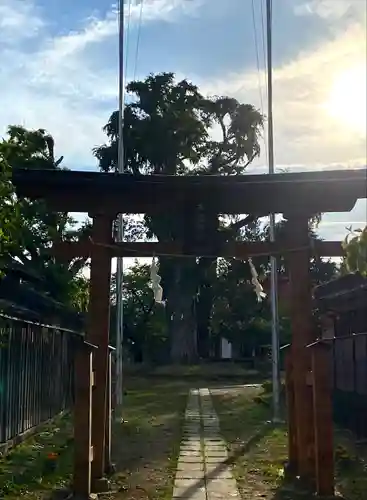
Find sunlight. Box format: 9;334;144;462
325;64;367;134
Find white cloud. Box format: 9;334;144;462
195;20;367;169
0;0;44;43
293;0;365;20
128;0;204;23
0;0;204;168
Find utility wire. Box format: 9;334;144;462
251;0;268;160
251;0;265;115
133;0;145;82
260;0;269;102
123;0;133;100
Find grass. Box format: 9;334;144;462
0;377;190;500
2;370;366;500
211;383;367;500
334;432;367;499
0;413;73;499
0;369;260;500
124;362;267;380
100;378;190;500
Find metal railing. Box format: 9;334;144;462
283;334;367;436
308;332;367;436
0;313;79;446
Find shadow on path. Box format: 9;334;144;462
174;423;273;499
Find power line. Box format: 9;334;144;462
251;0;265;114
124;0;133;99
260;0;268;102
133;0;145;82
251;0;268;160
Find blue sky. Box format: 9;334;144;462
0;0;366;244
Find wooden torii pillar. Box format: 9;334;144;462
286;214;316;483
88;214;114;492
68;213;115;498
285;212;334;496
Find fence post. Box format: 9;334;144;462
0;327;9;445
104;348;114;474
311;342;334;497
285;351;298;476
73;339;96;498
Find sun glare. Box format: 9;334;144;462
325;64;367;134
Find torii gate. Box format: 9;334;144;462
13;167;367;498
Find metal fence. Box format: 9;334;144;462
0;313;78;446
330;332;367;436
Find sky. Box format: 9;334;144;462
1;0;366;255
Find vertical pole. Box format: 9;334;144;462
266;0;281;422
105;349;113;474
287;214;315;485
73;344;93;497
312;344;334;496
115;0;125;409
88;214;113;492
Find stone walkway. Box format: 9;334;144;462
173;388;240;499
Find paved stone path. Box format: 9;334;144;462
173;388;240;499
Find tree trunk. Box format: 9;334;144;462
196;257;215;359
196;284;212;359
169;265;198;363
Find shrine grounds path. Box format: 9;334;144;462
0;365;366;499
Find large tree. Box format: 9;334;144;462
94;72;264;362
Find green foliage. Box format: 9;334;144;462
94;72;211;175
342;226;367;276
0;158;18;271
0;125;89;324
211;255;268;347
110;263;168;363
69;275;89;313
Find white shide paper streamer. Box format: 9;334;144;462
248;258;267;302
150;257;164;304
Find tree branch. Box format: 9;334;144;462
227;215;256;234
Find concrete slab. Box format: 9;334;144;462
179;450;202;457
205;467;233;479
206;478;238;492
172;479;206;498
177;462;204;471
176;469;205;479
178;457;203;464
205;451;228;459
